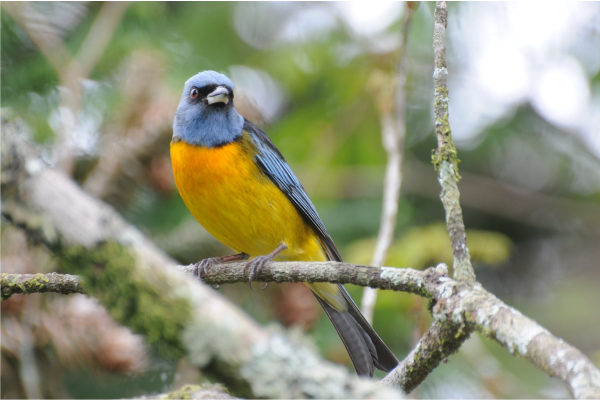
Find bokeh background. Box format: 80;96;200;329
2;2;600;398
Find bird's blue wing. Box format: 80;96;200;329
244;120;400;374
243;119;342;262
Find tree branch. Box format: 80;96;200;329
380;318;469;392
0;263;438;302
384;2;599;396
375;2;479;392
5;260;599;397
182;262;437;298
0;122;402;399
1;273;85;300
431;1;476;284
379;3;481;390
133;384;237;400
362;1;414;325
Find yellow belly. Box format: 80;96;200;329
172;138;347;311
170;139;327;262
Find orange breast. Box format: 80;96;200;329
170;138;326;262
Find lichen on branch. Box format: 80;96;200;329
429;1;475;284
1;272;83;300
431;1;460;179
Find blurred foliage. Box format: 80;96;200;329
2;1;600;399
346;222;513;270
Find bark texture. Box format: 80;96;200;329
1;273;84;300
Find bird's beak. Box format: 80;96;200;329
206;86;230;105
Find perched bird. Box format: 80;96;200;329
171;71;398;377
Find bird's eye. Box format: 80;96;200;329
190;88;199;99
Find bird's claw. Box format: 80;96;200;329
193;258;221;290
243;256;270;290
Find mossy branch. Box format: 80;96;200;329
1;262;437;301
181;262;438;298
1;272;84;300
132;384;237;399
439;161;475;282
380;319;470;392
431;2;459;176
430;1;476;284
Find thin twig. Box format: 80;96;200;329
54;2;129;173
362;3;414;324
73;2;129;80
18;317;43;399
2;2;128;174
0;264;441;301
1;2;71;78
1;273;85;300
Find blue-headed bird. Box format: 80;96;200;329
171;71;398;377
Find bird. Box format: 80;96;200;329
171;70;398;377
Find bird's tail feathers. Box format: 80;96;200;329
314;295;375;377
316;233;399;375
339;286;399;372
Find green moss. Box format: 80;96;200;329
1;274;16;300
163;384;198;399
26;273;49;291
1;273;50;300
431;88;461;180
57;241;192;358
427;298;436;313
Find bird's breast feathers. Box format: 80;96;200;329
170;132;326;262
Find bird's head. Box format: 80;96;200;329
183;70;235;108
173;71;244;147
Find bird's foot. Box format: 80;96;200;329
243;257;271;290
194;258;220;289
244;243;288;290
193;253;249;290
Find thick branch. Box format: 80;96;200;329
380;319;469;392
432;282;600;399
133;384;237;399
